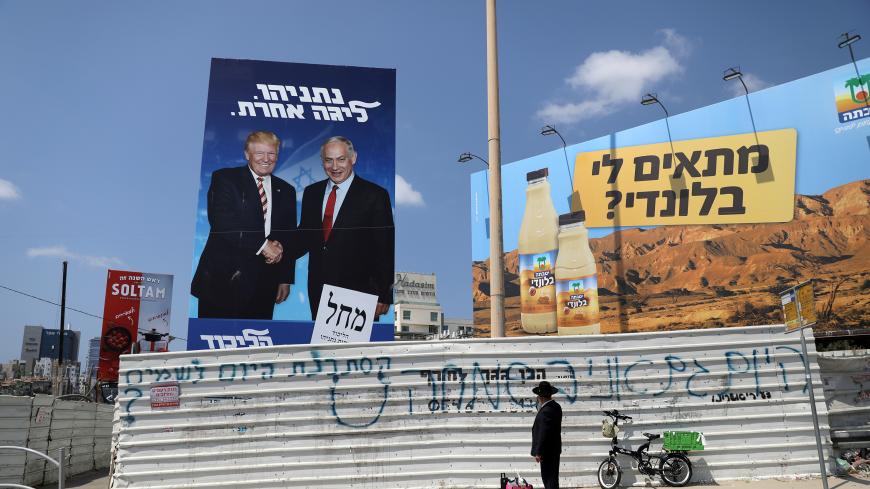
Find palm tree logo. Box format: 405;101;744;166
536;255;548;270
571;282;581;294
845;74;870;104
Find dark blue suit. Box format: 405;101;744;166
297;175;394;319
191;166;296;319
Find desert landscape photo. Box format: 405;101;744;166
473;179;870;336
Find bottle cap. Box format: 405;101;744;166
526;168;549;181
559;210;586;226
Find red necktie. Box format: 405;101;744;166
322;185;338;241
257;177;267;220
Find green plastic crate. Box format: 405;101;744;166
663;431;705;451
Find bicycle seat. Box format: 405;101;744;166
643;433;661;440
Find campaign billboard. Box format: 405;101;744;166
471;59;870;336
189;58;396;347
97;270;173;381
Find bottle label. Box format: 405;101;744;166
556;274;599;327
519;250;557;314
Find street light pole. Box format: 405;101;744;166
723;67;761;148
540;125;575;203
839;32;869;108
641;93;676;158
486;0;505;338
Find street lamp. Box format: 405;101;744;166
723;67;760;147
540;125;574;195
723;67;748;94
458;152;488;167
838;32;861;49
458;152;490;202
640;93;675;157
839;32;869;108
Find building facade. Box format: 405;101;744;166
393;272;442;338
19;325;42;374
393;272;475;340
18;325;81;374
85;337;100;381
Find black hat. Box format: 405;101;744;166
532;381;559;396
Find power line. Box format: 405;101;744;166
0;283;187;342
0;283;102;320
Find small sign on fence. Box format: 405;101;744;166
780;280;817;333
150;383;180;409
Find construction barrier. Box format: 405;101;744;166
818;351;870;451
111;325;832;488
0;395;112;487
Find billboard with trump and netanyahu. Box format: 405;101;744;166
188;59;396;349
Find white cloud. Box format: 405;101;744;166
660;28;691;58
0;178;21;200
27;246;125;268
395;174;424;207
727;72;770;97
537;29;688;124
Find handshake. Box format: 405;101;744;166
262;240;284;265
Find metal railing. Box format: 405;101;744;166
0;446;65;489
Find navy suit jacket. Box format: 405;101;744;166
191;166;296;312
297;175;394;319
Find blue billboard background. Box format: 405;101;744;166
470;58;870;336
188;318;395;350
189;58;396;345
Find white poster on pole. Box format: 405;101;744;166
311;284;378;344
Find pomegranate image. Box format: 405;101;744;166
529;286;536;296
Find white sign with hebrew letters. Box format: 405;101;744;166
312;284;378;344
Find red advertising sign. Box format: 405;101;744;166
97;270;173;381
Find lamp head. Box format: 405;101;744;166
640;93;659;106
723;67;743;81
839;32;861;49
457;152;473;163
540;124;558;136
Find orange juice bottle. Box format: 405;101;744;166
555;211;600;335
518;168;558;333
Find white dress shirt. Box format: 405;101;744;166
249;168;272;255
321;172;355;221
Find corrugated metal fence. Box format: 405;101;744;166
0;394;112;486
818;351;870;451
112;325;830;488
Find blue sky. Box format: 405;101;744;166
1;1;868;363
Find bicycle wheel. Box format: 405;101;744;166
597;457;621;489
659;453;692;487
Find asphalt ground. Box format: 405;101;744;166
31;471;870;488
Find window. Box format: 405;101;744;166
429;326;438;334
400;326;409;332
402;310;411;320
430;312;439;322
441;325;449;334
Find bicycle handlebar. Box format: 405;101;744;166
603;409;632;421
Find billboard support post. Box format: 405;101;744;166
782;280;828;489
486;0;505;338
799;326;829;489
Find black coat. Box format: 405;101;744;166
531;400;562;457
191;166;296;311
297;175;394;319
